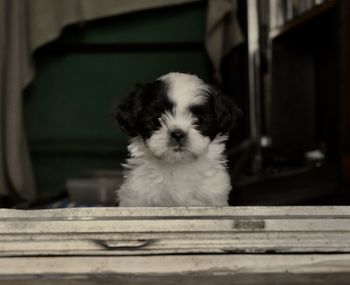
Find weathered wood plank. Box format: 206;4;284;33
0;235;350;256
1;255;350;276
1;274;350;285
1;206;350;219
1;207;350;256
1;218;349;234
1;231;348;241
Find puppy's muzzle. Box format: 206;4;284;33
169;129;187;148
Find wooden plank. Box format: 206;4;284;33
2;206;350;219
1;255;350;276
1;217;350;233
1;207;350;256
2;236;350;256
1;231;349;242
1;273;350;285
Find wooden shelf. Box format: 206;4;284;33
269;1;336;39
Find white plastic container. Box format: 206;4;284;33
66;170;124;206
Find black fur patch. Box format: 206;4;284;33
115;80;173;139
191;87;241;139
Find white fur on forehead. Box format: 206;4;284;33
159;73;209;112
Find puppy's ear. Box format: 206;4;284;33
114;84;145;137
212;89;242;134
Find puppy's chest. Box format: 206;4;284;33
140;160;217;195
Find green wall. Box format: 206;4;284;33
24;2;211;199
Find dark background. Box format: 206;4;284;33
23;0;350;207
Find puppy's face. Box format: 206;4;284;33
115;73;239;163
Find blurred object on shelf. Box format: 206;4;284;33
66;170;123;206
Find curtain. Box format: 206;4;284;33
205;0;244;81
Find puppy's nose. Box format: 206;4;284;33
170;129;186;143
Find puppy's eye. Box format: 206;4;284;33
151;117;162;126
194;116;204;125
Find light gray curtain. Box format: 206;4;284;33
0;0;201;204
205;0;244;81
0;0;35;203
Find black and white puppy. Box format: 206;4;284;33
115;72;239;207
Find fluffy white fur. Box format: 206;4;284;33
117;73;231;207
118;135;230;206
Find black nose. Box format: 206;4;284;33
170;129;186;142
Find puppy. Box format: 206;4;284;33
115;72;240;207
